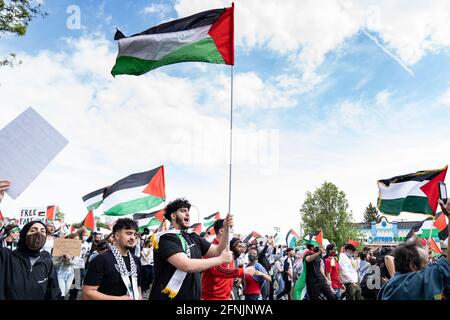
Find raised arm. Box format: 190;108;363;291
167;249;232;273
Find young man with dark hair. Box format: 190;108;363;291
379;200;450;300
202;219;256;300
150;198;233;300
244;248;271;300
304;244;336;300
82;218;142;300
1;224;20;251
324;243;344;299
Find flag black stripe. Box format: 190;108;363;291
378;169;444;187
104;166;161;198
116;8;225;40
82;187;106;201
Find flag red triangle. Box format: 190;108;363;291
0;210;3;221
208;4;234;65
315;230;323;246
428;238;443;255
154;209;165;222
46;206;56;221
83;211;95;232
420;166;447;214
143;166;166;199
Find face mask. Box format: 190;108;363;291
248;255;257;263
82;236;88;241
346;252;353;258
26;232;46;251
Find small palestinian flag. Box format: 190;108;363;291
302;230;323;247
286;229;300;248
82;211;95;232
133;209;165;233
378;166;447;215
103;166;165;216
82;187;106;211
406;217;440;239
112;4;234;76
203;211;220;228
189;223;202;235
243;231;262;244
46;205;56;221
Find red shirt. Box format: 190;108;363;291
324;256;342;289
201;238;244;300
244;272;261;295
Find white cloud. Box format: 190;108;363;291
375;90;391;106
439;87;450;106
142;3;172;19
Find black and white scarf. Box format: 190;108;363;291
111;245;140;300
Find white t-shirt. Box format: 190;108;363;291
42;237;54;254
339;253;359;284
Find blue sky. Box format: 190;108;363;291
2;0;450;238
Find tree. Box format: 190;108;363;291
0;0;46;67
363;202;381;223
300;181;360;249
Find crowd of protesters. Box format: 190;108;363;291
0;180;449;300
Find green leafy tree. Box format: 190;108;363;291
363;202;381;223
0;0;46;67
300;181;360;249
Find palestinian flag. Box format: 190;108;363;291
406;217;440;239
82;187;106;211
189;223;202;235
111;4;234;76
378;166;447;215
0;210;4;221
243;231;262;244
82;211;95;232
302;230;323;247
286;229;300;248
46;205;56;221
103;166;165;216
293;260;307;300
203;211;220;228
133;209;165;232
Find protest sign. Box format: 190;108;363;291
19;207;47;227
52;238;82;257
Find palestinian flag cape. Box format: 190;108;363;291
378;166;447;215
302;230;323;247
243;231;262;244
82;187;106;211
82;210;95;232
133;209;165;233
111;4;234;76
203;211;220;228
103;166;165;216
189;223;202;235
286;229;300;248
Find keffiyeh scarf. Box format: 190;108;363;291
111;245;140;300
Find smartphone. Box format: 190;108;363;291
439;182;447;204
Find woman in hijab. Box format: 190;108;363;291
0;221;61;300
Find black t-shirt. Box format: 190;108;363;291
304;252;326;286
150;231;211;300
83;250;142;297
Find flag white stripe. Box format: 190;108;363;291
118;25;211;61
378;180;428;200
103;185;148;211
84;194;103;208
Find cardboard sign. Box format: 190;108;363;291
52;238;82;257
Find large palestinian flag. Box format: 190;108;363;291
405;217;441;239
286;229;300;248
378;166;447;215
243;231;262;244
111;4;234;76
82;187;106;211
302;230;323;247
133;209;165;232
203;211;220;228
103;166;165;216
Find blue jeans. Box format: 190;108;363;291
334;288;342;300
57;269;75;298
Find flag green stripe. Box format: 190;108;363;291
203;220;216;228
86;200;103;211
293;261;307;300
379;196;433;215
104;196;164;216
112;37;224;76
